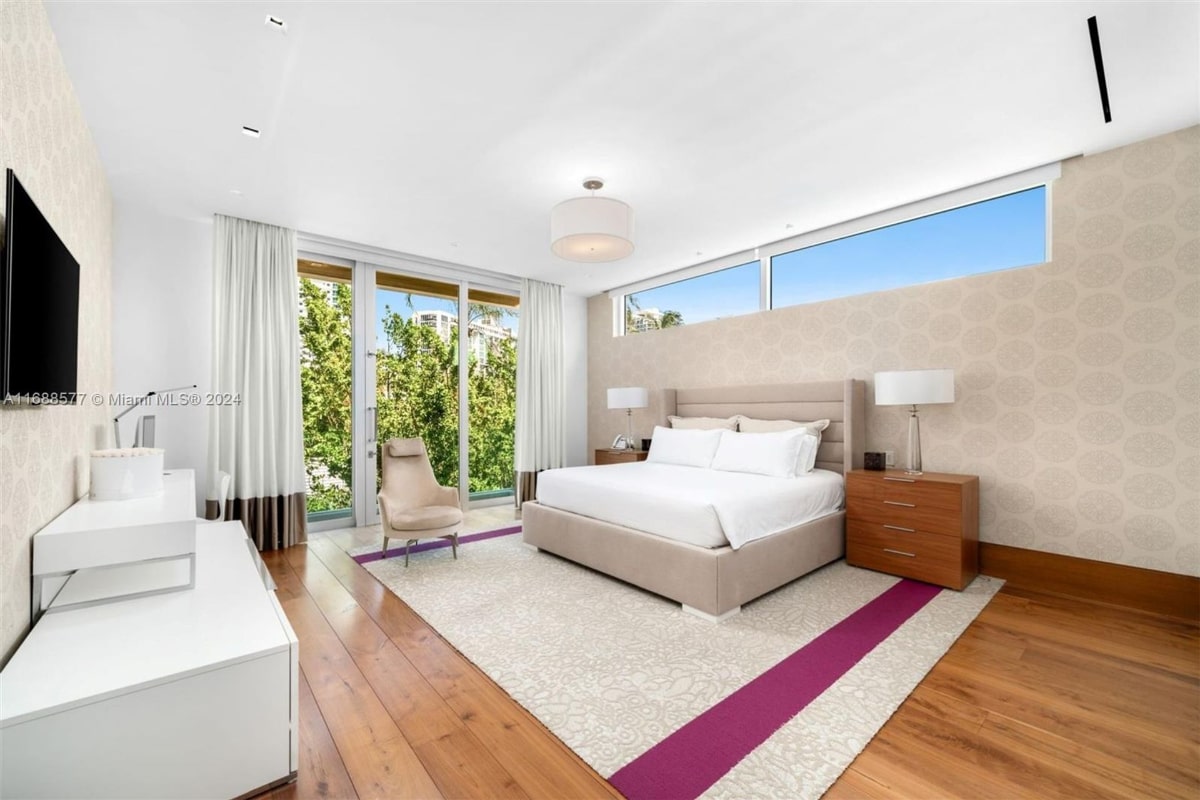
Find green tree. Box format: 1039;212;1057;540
298;278;353;512
660;309;684;328
623;294;684;333
298;284;519;511
625;294;642;334
376;309;460;487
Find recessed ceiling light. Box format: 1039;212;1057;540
785;223;794;230
265;15;287;33
229;189;243;196
695;251;703;257
449;242;459;248
241;126;261;138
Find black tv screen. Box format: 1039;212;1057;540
2;169;80;405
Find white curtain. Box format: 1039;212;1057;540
206;215;307;549
514;278;565;507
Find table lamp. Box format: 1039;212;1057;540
873;369;955;474
607;387;648;450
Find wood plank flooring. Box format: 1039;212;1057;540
260;519;1199;800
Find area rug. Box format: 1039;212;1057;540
357;530;1002;799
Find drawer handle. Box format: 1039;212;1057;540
883;524;915;533
884;476;916;483
884;548;916;558
883;500;916;508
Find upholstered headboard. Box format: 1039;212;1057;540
658;379;865;475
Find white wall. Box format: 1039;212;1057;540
112;203;212;514
562;291;589;467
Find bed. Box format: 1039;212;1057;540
522;379;865;620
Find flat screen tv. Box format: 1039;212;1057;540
1;169;80;405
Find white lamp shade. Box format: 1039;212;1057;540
551;197;635;262
607;386;649;410
874;369;955;406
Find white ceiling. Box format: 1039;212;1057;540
45;1;1200;296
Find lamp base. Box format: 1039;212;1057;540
905;405;923;475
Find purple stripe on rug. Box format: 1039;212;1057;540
352;524;523;565
609;578;941;800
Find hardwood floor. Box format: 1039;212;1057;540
261;519;1199;800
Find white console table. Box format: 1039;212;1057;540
32;469;199;618
1;521;298;799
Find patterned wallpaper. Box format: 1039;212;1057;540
0;0;113;660
588;126;1199;578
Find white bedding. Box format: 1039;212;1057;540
534;463;845;550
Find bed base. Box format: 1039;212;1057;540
682;605;742;622
522;502;846;618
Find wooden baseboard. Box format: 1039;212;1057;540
980;543;1199;621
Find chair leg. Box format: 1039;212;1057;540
405;539;417;568
382;535;390;558
451;532;458;560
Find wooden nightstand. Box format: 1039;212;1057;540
594;449;649;465
845;469;979;590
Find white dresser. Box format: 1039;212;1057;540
0;517;298;798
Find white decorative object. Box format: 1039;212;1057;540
550;178;635;262
90;447;165;500
1;522;298;799
874;369;956;474
34;468;197;618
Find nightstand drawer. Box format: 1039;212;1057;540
845;501;963;537
594;449;648;466
847;473;962;512
846;522;963;588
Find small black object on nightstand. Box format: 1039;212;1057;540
864;452;886;471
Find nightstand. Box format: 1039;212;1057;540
845;469;979;590
594;449;648;465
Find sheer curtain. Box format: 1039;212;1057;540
514;278;565;507
206;214;307;549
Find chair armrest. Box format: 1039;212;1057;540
377;493;393;527
435;485;460;508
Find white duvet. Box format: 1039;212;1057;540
534;462;845;550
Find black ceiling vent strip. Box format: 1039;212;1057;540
1088;16;1113;124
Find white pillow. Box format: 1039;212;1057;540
710;429;810;478
644;425;723;468
736;416;830;435
736;416;829;471
796;432;821;473
668;415;737;431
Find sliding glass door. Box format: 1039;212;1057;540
298;255;519;528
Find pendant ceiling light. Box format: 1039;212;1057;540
550;178;635;262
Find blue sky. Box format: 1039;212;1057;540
628;187;1046;326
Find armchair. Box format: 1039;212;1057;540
377;437;463;566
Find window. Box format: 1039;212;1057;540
771;187;1046;309
624;260;759;335
611;167;1055;338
